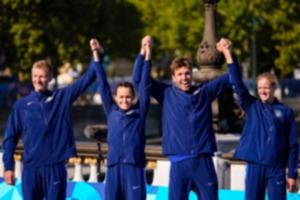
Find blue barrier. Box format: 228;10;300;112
1;178;300;199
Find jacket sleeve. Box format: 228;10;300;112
227;57;256;112
133;53;168;104
205;73;231;101
2;105;22;171
132;54;145;88
287;110;299;179
138;60;151;115
94;60;114;115
62;59;97;104
150;78;169;105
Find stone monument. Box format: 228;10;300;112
194;0;244;133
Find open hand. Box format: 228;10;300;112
4;170;15;185
287;178;297;192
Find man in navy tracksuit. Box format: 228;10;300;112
2;40;101;200
217;38;298;200
93;36;151;200
133;38;233;200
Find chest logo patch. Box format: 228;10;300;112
274;109;282;118
46;96;53;102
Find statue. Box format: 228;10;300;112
194;0;245;133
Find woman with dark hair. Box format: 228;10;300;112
92;36;152;200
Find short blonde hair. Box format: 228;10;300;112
170;57;192;74
32;60;53;76
257;72;278;88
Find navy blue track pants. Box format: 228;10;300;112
105;164;146;200
169;155;218;200
22;162;67;200
245;162;287;200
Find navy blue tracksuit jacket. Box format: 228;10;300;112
228;62;299;179
2;60;99;171
133;54;231;156
96;59;151;167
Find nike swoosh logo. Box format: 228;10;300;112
126;110;134;115
133;185;140;189
27;101;34;106
208;182;215;186
53;181;61;185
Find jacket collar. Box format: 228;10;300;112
260;97;280;105
172;84;198;94
30;90;52;98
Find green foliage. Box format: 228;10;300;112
217;0;300;77
127;0;205;60
129;0;300;78
1;0;300;80
0;0;143;80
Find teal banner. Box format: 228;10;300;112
0;178;299;200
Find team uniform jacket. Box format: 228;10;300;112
2;60;99;171
96;59;151;167
228;61;299;179
133;54;231;155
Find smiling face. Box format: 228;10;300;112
257;77;276;103
31;61;52;92
172;67;192;91
115;86;134;111
171;58;192;92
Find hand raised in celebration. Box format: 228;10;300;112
216;38;232;53
90;38;104;62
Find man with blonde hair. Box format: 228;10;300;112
2;39;103;200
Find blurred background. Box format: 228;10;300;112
1;0;300;141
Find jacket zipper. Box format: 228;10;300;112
40;101;53;157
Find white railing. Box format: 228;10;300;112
0;137;235;188
1;134;299;192
0;152;230;188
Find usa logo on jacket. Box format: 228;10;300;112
274;109;282;118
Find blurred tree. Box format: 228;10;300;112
217;0;300;78
0;0;143;81
127;0;205;61
1;0;300;81
266;0;300;78
129;0;300;78
127;0;205;79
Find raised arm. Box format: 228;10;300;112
205;73;231;101
132;35;167;104
132;54;144;88
61;40;104;104
132;36;151;87
217;38;255;111
138;36;152;114
91;39;114;114
2;105;22;185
